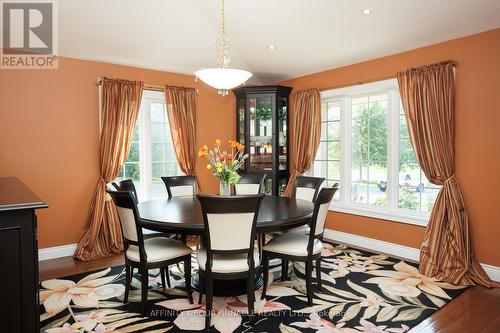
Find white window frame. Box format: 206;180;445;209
119;90;181;201
320;79;431;227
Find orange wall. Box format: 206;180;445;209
0;57;235;249
1;29;499;266
280;28;500;266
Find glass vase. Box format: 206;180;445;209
219;180;231;196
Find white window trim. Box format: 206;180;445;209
320;79;431;227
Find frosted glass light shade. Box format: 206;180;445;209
195;68;252;91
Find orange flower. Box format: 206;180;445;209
198;149;207;157
229;140;238;148
237;144;245;152
214;139;221;146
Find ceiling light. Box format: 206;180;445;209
268;45;276;51
362;9;372;15
194;0;252;96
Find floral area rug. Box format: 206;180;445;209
39;242;467;333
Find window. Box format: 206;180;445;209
309;79;439;226
116;90;181;200
313;101;341;198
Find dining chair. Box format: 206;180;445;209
196;194;264;329
261;186;337;306
161;175;196;198
234;173;266;195
111;179;138;203
108;190;193;314
294;176;325;202
111;178;172;242
287;176;327;236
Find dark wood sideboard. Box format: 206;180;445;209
0;177;47;332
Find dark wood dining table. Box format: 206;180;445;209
138;195;314;235
137;195;314;295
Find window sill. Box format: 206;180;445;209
329;203;429;227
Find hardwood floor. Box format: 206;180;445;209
39;254;124;281
39;256;500;333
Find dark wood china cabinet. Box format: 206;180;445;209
0;177;47;332
233;86;292;195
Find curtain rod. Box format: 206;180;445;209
319;74;396;92
317;61;457;92
96;78;198;93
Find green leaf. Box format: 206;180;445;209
376;306;400;322
323;285;363;300
339;303;361;322
347;279;384;299
328;303;346;319
362;305;379;319
426;294;446;308
403;296;425;307
392;307;425;322
382;291;404;303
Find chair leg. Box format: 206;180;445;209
140;268;149;315
261;254;269;300
247;269;255;321
205;277;213;330
315;257;322;291
185;257;193;304
166;267;172;288
305;260;313;306
124;264;131;303
281;259;289;281
160;267;166;289
198;275;204;304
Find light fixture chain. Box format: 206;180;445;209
221;0;225;34
216;0;230;68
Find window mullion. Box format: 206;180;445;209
142;99;153;201
341;96;351;205
388;88;400;209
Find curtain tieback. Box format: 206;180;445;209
443;173;456;185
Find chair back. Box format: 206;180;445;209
197;194;264;272
308;185;338;249
295;176;325;202
161;176;196;198
234;173;266;195
107;190;146;259
111;179;139;203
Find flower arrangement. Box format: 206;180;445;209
198;139;248;195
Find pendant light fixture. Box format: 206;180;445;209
194;0;252;96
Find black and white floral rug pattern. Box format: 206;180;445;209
39;242;466;332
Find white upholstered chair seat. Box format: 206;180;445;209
126;238;192;263
197;247;261;273
286;224;310;235
142;228;161;236
263;232;323;256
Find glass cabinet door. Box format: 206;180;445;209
248;96;273;171
278;97;288;171
238;97;245;146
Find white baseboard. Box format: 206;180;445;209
38;243;77;261
324;229;500;282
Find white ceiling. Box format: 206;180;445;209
59;0;500;84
